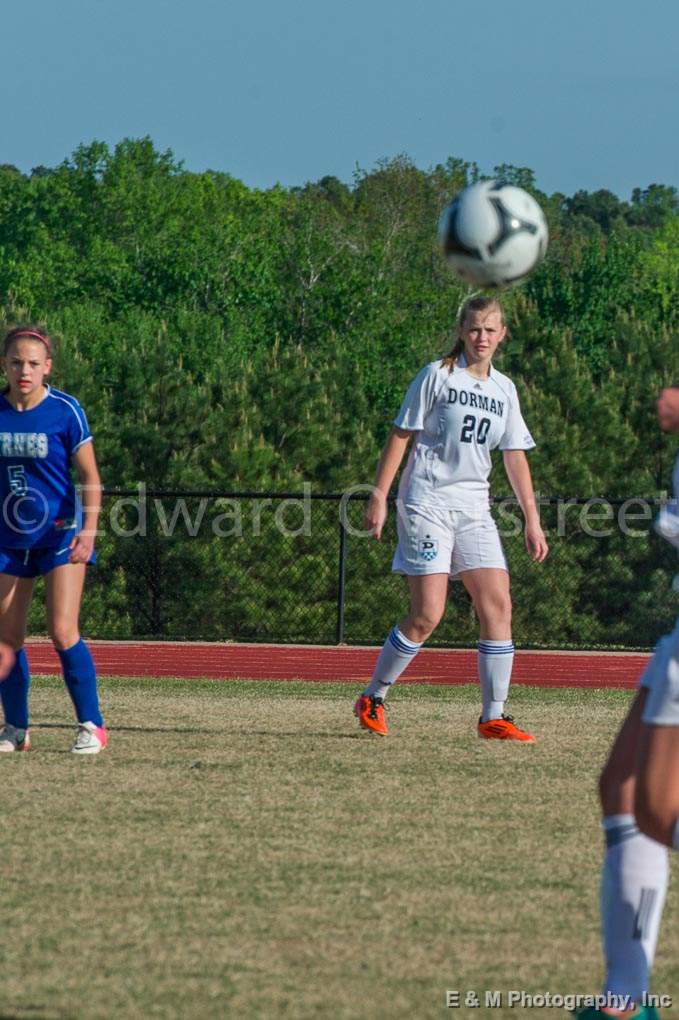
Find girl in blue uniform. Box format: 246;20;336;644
0;325;107;754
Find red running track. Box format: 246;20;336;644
23;640;650;689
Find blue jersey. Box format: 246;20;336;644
0;386;93;549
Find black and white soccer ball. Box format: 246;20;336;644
438;180;548;288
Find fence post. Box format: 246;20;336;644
336;506;348;644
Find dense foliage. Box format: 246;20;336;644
0;139;677;646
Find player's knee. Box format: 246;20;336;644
634;790;676;847
632;771;672;844
408;610;443;640
475;592;512;630
0;628;27;652
49;622;80;651
498;594;512;626
599;758;635;815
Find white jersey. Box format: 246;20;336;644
394;353;535;510
655;454;679;550
638;453;679;722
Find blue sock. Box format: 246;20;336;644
57;639;103;726
0;648;31;729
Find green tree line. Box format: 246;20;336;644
0;138;677;647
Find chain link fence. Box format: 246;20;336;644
24;489;679;650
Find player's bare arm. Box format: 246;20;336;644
656;386;679;433
502;449;548;563
364;426;412;539
70;442;102;564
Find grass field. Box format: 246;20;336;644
3;678;678;1019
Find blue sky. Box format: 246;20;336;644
5;0;678;197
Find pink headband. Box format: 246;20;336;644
4;329;52;356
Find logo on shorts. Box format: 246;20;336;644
55;517;77;531
419;536;438;562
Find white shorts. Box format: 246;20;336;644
392;503;508;578
640;616;679;726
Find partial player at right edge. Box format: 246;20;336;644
574;386;679;1020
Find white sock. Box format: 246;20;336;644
365;626;422;700
477;640;514;722
601;814;669;1003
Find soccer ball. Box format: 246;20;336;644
438;180;548;288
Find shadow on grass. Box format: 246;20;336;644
0;1009;69;1020
33;722;209;735
32;723;369;739
246;729;366;740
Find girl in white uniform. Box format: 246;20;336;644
354;295;548;739
574;388;679;1020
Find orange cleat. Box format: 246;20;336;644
354;695;388;736
477;714;535;743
